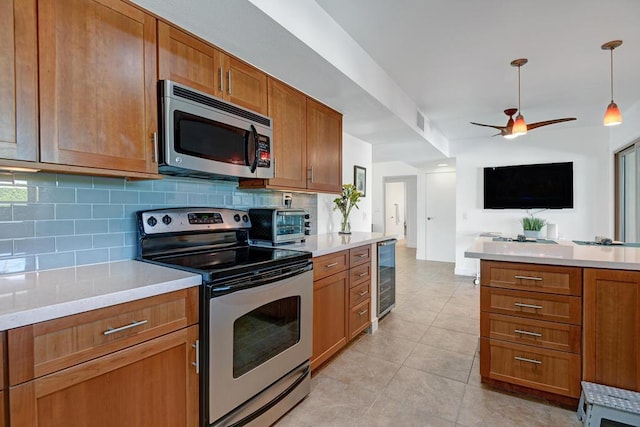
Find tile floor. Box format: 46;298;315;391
277;242;583;426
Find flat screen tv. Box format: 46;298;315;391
484;162;573;209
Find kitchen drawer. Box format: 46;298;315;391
349;245;371;267
349;262;371;288
481;313;581;353
480;338;581;398
313;250;349;281
481;287;581;325
349;281;370;308
8;287;198;386
349;299;370;340
481;261;582;296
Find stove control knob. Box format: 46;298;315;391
242;215;249;223
146;216;157;227
162;215;172;225
233;214;241;222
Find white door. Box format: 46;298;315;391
385;182;405;239
426;172;456;262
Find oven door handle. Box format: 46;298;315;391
209;262;312;297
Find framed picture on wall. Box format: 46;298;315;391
354;165;366;197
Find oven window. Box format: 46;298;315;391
233;296;300;378
174;110;247;165
275;214;304;236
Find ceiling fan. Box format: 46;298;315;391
471;58;576;138
470;108;577;138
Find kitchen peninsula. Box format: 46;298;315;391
466;238;640;406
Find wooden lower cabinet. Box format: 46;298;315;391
311;271;348;371
480;338;581;398
311;245;373;371
9;325;199;427
583;268;640;391
480;260;582;404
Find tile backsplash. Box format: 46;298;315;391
0;172;316;274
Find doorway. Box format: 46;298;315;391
384;181;405;240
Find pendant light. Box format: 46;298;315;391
602;40;623;126
510;58;528;137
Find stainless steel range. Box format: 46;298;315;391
137;207;313;427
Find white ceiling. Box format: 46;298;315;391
134;0;640;167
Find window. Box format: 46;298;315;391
616;141;640;242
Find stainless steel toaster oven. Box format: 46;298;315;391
249;208;309;245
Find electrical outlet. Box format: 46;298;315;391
282;193;292;207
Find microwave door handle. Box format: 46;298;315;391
246;125;259;173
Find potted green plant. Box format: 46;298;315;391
333;184;363;234
521;215;547;239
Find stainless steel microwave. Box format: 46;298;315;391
158;80;273;180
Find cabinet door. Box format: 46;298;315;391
584;268;640;391
311;271;348;371
265;78;307;189
0;0;37;161
158;21;221;97
221;54;268;115
9;326;199;427
38;0;157;174
306;98;342;193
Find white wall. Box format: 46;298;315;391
316;133;372;234
452;125;611;276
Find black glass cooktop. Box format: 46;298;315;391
148;245;311;282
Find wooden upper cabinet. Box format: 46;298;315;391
221;54;268;115
158;21;219;96
583;268;640;391
158;21;268;115
264;78;307;189
38;0;157;174
0;0;38;161
307;98;342;193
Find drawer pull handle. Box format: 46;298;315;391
358;272;367;277
358;290;369;296
514;356;542;365
358;309;368;316
514;302;543;310
325;262;338;268
514;275;543;281
103;319;148;336
358;253;368;258
514;329;543;338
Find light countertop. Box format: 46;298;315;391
0;260;201;330
465;237;640;270
283;232;394;257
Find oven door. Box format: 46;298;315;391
208;269;312;424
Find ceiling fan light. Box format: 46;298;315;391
503;132;519;140
604;101;622;126
512;114;527;136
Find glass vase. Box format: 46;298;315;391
339;216;351;234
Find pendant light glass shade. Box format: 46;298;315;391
602;40;623;126
512;114;527;136
604;101;622;126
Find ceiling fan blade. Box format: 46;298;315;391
526;117;577;131
470;122;507;131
